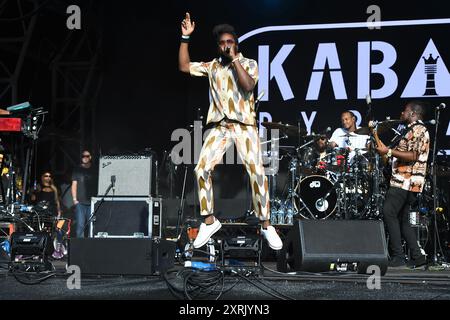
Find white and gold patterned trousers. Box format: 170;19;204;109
194;122;270;221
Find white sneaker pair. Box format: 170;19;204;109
193;217;283;251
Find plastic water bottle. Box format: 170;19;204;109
277;207;285;225
285;207;294;225
270;208;278;225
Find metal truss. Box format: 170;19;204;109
0;0;39;106
48;2;103;174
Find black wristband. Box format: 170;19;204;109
181;37;190;43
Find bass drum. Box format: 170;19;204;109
294;175;337;219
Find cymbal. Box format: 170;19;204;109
261;122;307;136
303;133;328;139
354;126;390;135
352;148;369;153
338;132;355;137
378;119;404;125
355;119;404;135
354;127;371;135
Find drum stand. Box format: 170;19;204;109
349;160;360;219
274;155;299;224
365;136;385;219
371;152;384;218
288;156;316;220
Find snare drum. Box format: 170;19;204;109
321;148;348;173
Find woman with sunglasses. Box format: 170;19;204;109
31;171;62;218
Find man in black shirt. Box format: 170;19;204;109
71;150;97;237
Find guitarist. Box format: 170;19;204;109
375;101;429;268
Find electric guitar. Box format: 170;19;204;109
369;120;388;165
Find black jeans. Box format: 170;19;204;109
383;187;421;259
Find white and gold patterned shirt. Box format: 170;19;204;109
190;53;259;126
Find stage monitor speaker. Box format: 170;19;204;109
10;232;52;258
278;220;388;275
89;197;162;238
68;237;175;275
98;155;153;197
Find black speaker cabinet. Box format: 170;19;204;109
89;197;162;238
10;232;53;258
277;220;388;275
68;237;175;275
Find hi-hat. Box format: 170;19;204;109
262;122;307;137
355;119;404;135
353;127;371;135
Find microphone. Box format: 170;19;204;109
436;103;446;110
366;94;374;122
424;119;436;125
255;90;265;104
225;46;230;54
111;175;116;192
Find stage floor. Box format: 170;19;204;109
1;259;450;300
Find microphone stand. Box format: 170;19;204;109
430;107;445;265
175;164;188;240
174;108;201;241
82;182;114;237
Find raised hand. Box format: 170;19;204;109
181;12;195;36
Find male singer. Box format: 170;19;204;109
178;13;282;250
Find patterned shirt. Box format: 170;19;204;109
390;120;430;193
189;53;259;126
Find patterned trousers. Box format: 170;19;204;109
194;122;270;221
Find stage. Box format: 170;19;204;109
0;0;449;306
1;260;450;300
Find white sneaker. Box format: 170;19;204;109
261;226;283;250
193;218;222;248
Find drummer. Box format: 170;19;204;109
328;110;370;162
311;135;332;171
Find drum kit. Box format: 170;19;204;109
262;121;391;225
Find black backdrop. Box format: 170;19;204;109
96;0;450;155
91;1;450;214
3;0;449;215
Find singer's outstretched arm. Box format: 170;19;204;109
179;12;195;73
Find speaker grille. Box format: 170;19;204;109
98;156;152;196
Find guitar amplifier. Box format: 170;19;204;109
98;155;153;197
